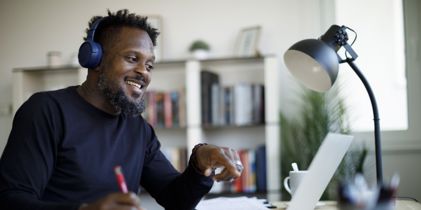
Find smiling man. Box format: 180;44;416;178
0;9;242;210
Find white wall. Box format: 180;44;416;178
0;0;322;202
0;0;420;203
0;0;322;154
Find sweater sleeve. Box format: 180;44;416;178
140;124;213;210
0;94;81;210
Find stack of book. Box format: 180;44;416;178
201;70;265;127
143;89;186;128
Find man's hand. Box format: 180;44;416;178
194;144;243;182
79;192;144;210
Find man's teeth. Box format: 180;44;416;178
126;80;142;89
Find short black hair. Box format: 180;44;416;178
83;9;159;47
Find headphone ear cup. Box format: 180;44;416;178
78;40;103;69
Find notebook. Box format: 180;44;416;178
286;133;354;210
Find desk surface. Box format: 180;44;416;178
273;200;421;210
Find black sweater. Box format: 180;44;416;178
0;86;212;210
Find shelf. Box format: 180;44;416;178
156;55;275;65
148;56;281;197
13;65;82;72
12;66;86;113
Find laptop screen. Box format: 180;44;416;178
286;133;354;210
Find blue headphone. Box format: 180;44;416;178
78;18;103;68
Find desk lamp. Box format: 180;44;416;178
283;25;383;185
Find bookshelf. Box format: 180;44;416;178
148;56;281;197
11;56;281;198
12;65;87;114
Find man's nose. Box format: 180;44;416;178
134;64;148;74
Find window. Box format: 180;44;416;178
334;0;408;131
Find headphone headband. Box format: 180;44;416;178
86;18;103;41
78;17;104;69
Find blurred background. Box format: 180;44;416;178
0;0;420;209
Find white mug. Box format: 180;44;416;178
283;170;308;195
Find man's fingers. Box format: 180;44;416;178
213;166;240;182
221;148;243;169
203;167;214;177
203;147;242;181
217;148;243;173
108;192;142;207
195;145;243;180
213;168;230;182
80;192;144;210
212;161;242;181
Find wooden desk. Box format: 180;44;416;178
272;200;421;210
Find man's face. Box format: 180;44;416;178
97;27;155;116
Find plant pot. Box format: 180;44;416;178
192;49;209;60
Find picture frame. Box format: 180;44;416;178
146;15;163;61
234;26;261;57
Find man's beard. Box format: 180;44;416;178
98;72;145;117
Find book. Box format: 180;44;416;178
164;92;173;128
211;83;221;126
252;84;265;124
155;92;165;127
170;91;180;127
247;149;256;192
145;89;184;128
178;88;186;127
233;83;253;125
146;91;157;126
255;145;267;192
201;70;219;126
223;86;234;125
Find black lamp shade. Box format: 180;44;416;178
284;39;339;92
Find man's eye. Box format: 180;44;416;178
146;64;154;72
126;56;138;63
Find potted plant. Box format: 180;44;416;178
280;87;367;200
189;40;210;59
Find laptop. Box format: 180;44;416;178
286;132;354;210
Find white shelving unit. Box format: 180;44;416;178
11;56;281;198
12;65;86;114
151;56;281;197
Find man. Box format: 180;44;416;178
0;9;242;210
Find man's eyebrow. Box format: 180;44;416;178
120;48;155;61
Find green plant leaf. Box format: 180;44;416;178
280;86;365;200
189;40;210;52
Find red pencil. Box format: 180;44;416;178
114;165;128;193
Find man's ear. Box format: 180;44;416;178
92;55;105;72
92;66;101;72
86;66;101;77
91;61;103;72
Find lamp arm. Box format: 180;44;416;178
346;59;383;185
